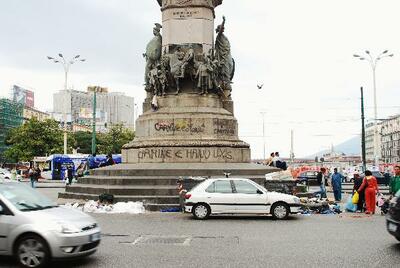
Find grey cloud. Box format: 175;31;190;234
0;0;161;85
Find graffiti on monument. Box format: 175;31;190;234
213;118;236;135
154;119;205;133
138;148;233;160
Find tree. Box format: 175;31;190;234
97;124;134;154
73;131;96;154
4;118;72;162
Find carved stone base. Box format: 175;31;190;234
122;93;250;164
123;146;250;164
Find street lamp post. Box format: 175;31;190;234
260;111;267;161
47;54;86;154
353;50;393;168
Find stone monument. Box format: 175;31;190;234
122;0;247;164
60;0;276;210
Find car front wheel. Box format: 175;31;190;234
15;234;50;268
192;203;211;220
271;202;289;220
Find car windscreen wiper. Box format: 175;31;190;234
18;202;42;211
38;205;59;210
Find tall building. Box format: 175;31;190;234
381;115;400;164
365;121;382;162
0;99;24;159
53;89;135;132
23;106;50;122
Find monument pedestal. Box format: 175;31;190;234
59;94;277;210
58;0;279;210
122;94;249;163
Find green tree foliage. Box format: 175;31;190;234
4;118;71;162
97;124;134;154
72;131;95;154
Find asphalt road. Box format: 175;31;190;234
1;187;399;268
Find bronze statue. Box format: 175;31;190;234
215;16;235;93
179;45;195;78
143;23;162;90
196;53;213;95
158;53;170;96
171;47;185;94
148;64;160;96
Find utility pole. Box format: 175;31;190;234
260;112;267;161
290;129;294;164
88;86;108;155
360;87;367;171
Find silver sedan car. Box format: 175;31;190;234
0;180;101;267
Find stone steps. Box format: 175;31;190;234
90;163;277;177
58;163;277;212
58;192;180;204
79;176;179;186
65;184;178;196
79;175;266;186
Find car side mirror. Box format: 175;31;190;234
257;189;264;194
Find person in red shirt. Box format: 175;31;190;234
358;170;379;214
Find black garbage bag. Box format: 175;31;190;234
99;193;114;204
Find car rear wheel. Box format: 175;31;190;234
15;234;50;268
271;203;289;220
192;203;211;220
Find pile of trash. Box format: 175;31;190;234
299;197;342;215
63;200;145;214
265;170;294;181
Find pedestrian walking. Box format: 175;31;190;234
331;168;344;201
389;165;400;196
316;167;327;198
11;167;17;181
357;170;379;214
28;164;37;188
67;166;74;186
352;172;365;212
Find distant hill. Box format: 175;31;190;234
307;136;361;158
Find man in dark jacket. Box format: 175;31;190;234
67;166;74;186
105;154;115;167
316;168;327;198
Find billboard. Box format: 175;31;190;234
12;85;34;108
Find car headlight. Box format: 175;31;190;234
60;223;81;234
293;197;300;204
43;221;81;234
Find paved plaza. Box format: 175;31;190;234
2;187;399;268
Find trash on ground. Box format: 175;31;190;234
63;200;145;214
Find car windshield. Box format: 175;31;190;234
0;182;58;211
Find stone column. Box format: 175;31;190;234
158;0;222;54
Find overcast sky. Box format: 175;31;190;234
1;0;400;158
